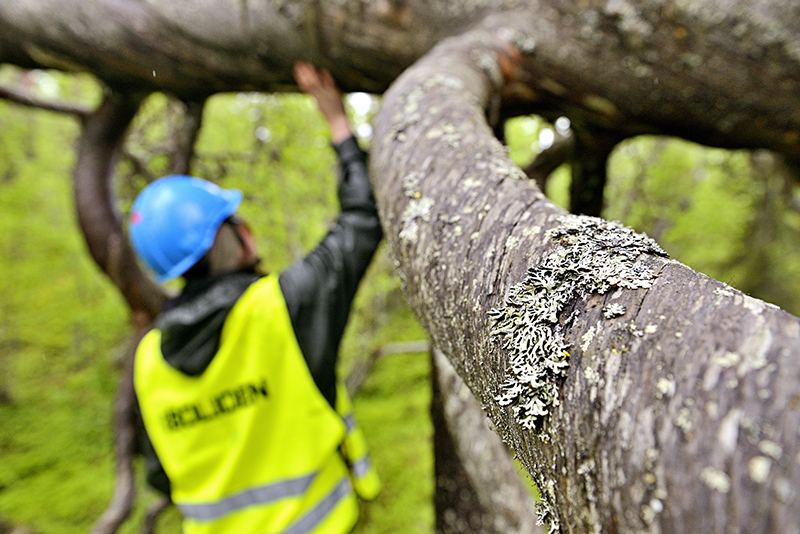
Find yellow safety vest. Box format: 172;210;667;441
134;275;379;534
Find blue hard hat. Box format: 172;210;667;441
128;175;243;283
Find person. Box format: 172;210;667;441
128;62;382;534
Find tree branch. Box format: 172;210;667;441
345;340;430;397
522;132;573;192
371;16;800;533
170;99;206;175
141;497;171;534
431;349;541;534
568;125;623;216
0;82;90;116
2;1;799;157
89;332;143;534
74;91;171;534
73;89;168;319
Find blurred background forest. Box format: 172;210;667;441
1;66;799;533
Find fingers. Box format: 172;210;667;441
292;62;351;142
319;69;338;92
293;62;320;92
293;62;341;95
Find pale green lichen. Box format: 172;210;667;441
580;325;597;352
490;215;667;430
399;197;435;244
701;467;731;493
401;171;422;198
674;406;694;435
717;351;741;368
534;497;560;534
655;376;675;399
603;302;627;319
758;440;783;460
748;456;772;483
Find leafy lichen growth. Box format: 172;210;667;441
603;302;627;319
490;215;668;430
535;497;560;534
399;197;435;244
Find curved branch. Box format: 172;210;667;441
0;81;91;116
141;497;172;534
73;89;168;319
522;132;573;192
568;125;623;216
3;1;799;158
90;327;148;534
371;14;800;533
75;92;171;534
345;340;430;397
432;349;541;534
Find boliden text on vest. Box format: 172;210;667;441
163;379;269;430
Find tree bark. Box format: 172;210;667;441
432;349;541;534
3;1;800;533
73;89;167;319
370;20;800;533
1;1;799;155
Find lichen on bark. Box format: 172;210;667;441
490;215;668;430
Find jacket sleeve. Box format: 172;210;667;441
279;135;383;406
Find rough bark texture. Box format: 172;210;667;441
1;1;798;156
0;0;514;96
2;1;800;533
370;20;800;534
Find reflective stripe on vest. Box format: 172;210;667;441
179;474;353;534
335;383;381;500
134;275;361;534
178;473;315;520
282;477;352;534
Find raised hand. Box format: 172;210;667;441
293;62;352;144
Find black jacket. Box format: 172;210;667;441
137;136;382;494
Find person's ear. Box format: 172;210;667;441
235;221;258;266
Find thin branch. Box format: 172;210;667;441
120;148;158;184
522;132;574;192
141;497;171;534
0;82;91;116
345;340;430;397
73;89;168;318
74;90;169;534
89;330;146;534
170;99;206;175
431;349;541;534
568;125;624;216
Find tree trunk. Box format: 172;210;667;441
1;1;798;155
2;1;800;533
432;349;541;534
370;21;800;533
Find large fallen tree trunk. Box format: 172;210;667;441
370;18;800;533
1;1;799;157
3;1;800;533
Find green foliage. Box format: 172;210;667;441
2;69;800;534
0;95;130;533
0;74;431;534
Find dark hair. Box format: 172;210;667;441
182;254;211;280
181;217;243;280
